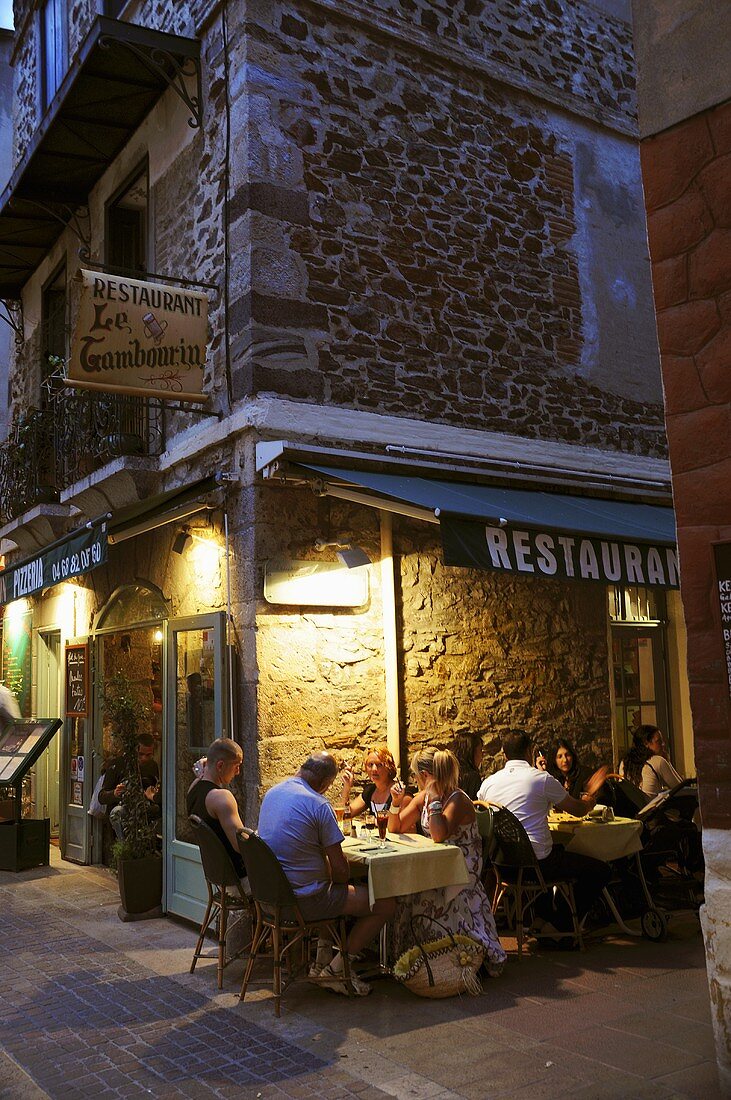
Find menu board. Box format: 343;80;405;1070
0;719;63;786
714;542;731;703
65;644;88;718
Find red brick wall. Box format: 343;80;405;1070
640;99;731;829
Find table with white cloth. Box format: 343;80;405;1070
342;831;469;908
548;813;643;861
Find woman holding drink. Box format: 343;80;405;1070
388;749;506;974
340;744;411;824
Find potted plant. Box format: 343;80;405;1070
102;672;162;919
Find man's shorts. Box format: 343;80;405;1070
296;882;349;921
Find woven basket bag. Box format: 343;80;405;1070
393;917;484;998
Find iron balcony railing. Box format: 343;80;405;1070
0;388;165;526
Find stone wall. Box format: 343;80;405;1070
233;0;665;456
254;484;614;798
640;101;731;829
396;518;613;770
331;0;638;121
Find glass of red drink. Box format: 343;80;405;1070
376;809;389;847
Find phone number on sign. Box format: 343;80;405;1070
51;540;103;584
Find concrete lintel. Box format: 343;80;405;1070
0;505;76;556
59;458;162;518
160;397;671;494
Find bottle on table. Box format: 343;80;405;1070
342;806;352;837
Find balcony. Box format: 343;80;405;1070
0;388;164;527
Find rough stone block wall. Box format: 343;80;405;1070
254;485;613;795
396;518;613;772
234;0;666;456
346;0;637;120
641;99;731;829
254;487;386;791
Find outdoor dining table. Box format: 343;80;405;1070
342;830;470;908
547;812;643;861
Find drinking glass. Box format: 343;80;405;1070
363;809;376;841
376;809;389;848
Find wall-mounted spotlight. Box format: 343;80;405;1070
172;530;192;555
314;538;372;569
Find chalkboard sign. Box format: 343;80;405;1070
65;644;88;718
714;542;731;704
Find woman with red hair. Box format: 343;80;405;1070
341;744;411;817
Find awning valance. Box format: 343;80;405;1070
0;517;108;606
289;463;679;589
0;17;200;298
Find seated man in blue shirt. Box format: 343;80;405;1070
258;751;395;996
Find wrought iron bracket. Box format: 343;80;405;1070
0;298;24;344
22;200;93;262
100;36;202;129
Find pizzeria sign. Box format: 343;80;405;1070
0;521;108;607
68;269;209;403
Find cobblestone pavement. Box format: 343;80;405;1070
0;852;722;1099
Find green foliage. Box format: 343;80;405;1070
103;672;157;861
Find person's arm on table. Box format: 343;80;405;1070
555;765;610;818
325;842;350;883
388;783;423;833
340;767;367;816
426;788;473;843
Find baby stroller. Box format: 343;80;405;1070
600;776;703;941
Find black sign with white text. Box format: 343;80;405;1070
713;542;731;702
441;517;680;589
65;644;88;718
0;521;107;606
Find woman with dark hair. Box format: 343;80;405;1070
549;739;593;799
621;725;683;797
453;731;484;800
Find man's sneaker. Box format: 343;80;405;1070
318;963;371;996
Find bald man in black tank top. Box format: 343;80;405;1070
186;738;246;878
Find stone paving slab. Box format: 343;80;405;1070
0;853;723;1099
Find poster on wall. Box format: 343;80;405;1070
68;269;209;403
1;607;32;717
713;541;731;704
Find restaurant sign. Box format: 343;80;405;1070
0;521;107;607
441;517;679;589
68;269;209;403
713;541;731;703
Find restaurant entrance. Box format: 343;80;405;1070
90;585;167;867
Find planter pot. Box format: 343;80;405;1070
117;854;162;916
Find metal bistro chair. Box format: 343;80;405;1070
189;815;254;989
237;827;354;1017
486;803;584;957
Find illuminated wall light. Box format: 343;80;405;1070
153;629;164;643
189;536;223;580
4;598;31;639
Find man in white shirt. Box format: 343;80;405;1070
478;730;611;935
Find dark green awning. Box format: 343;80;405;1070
298;464;679;588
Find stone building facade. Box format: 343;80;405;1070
0;0;692;918
632;0;731;1085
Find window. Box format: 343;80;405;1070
105;165;149;274
41;0;68;110
41;264;67;400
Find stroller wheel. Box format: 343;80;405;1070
641;907;668;942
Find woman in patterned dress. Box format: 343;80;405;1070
388;749;506;975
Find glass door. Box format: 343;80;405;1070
165;612;228;921
611;626;670;764
34;631;61;836
61;637;91;863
